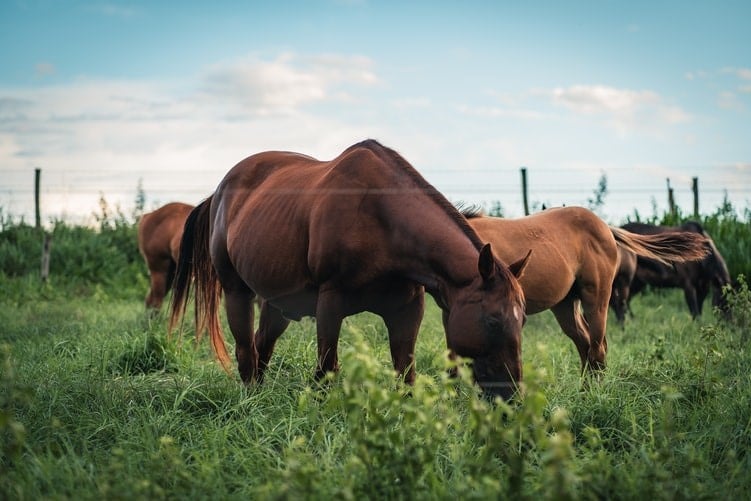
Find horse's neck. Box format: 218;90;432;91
387;203;480;302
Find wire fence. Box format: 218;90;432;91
2;166;749;226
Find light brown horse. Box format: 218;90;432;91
137;202;194;309
171;140;529;400
465;207;709;373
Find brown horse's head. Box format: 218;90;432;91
445;244;530;401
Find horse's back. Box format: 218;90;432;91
209;143;414;303
469;206;616;313
473;206;614;262
138;202;194;262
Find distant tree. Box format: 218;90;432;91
133;179;146;222
587;173;608;216
487;201;504;217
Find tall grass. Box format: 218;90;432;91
1;287;750;499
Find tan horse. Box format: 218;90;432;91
171;140;529;400
137;202;194;309
466;207;708;373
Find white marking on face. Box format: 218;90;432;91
513;305;521;322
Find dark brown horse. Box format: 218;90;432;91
609;243;637;326
137;202;194;309
465;207;709;373
170;140;529;400
619;221;731;319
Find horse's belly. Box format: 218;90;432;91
520;273;574;314
264;288;319;321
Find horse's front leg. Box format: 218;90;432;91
683;284;701;319
314;287;346;380
377;283;424;385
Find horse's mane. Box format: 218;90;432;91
457;204;486;219
348;139;487;251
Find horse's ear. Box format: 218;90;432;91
508;249;532;279
478;243;495;282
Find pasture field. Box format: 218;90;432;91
1;202;750;499
2;276;750;500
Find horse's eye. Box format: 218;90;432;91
485;317;503;332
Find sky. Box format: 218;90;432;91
1;0;750;225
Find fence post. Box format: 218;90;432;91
521;167;529;216
666;178;676;218
692;177;699;218
35;168;41;229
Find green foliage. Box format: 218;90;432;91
720;274;751;341
700;202;751;282
0;195;147;300
261;334;584;500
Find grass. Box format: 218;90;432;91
2;281;750;500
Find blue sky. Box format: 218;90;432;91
1;0;750;223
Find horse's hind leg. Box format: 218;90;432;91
578;285;609;372
144;257;171;309
256;301;291;382
551;299;593;373
223;285;258;383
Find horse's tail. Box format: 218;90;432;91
169;196;232;373
610;227;710;265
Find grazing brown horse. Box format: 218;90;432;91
620;221;731;319
137;202;194;309
170;139;529;400
609;244;637;327
465;207;709;373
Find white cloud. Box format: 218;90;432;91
199;53;378;116
717;91;744;111
0;53;386;221
731;67;751;80
550;84;690;131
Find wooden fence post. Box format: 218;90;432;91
35;168;41;229
34;167;52;282
667;178;676;218
521;167;529;216
692;177;699;218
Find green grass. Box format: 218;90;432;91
2;200;750;499
2;283;750;500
